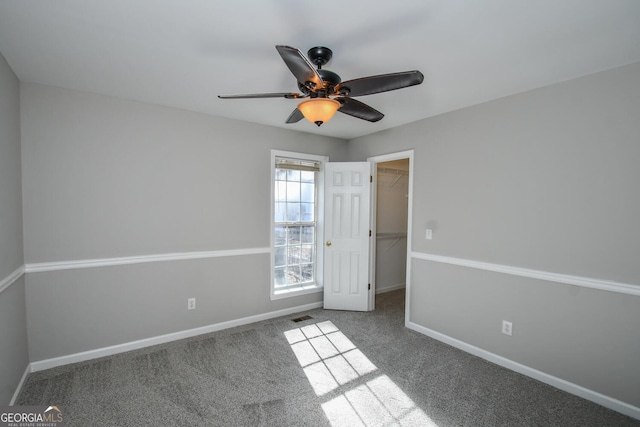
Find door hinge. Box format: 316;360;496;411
370;175;373;183
368;283;371;290
369;230;372;237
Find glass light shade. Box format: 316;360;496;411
297;98;340;126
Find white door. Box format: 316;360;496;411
323;162;372;311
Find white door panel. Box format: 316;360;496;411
324;162;372;311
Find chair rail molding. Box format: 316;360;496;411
25;247;271;273
411;251;640;296
0;265;25;294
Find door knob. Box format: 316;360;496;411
326;241;332;247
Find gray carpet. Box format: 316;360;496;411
17;290;639;426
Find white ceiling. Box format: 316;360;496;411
1;0;639;140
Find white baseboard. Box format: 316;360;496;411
406;321;640;420
30;301;323;372
10;364;31;405
375;283;406;294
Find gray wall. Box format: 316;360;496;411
0;52;28;404
10;56;640;409
20;83;348;361
348;63;640;407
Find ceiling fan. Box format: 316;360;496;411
218;45;424;127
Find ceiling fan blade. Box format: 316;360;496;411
218;92;303;99
285;108;304;124
335;70;424;97
337;97;384;122
275;45;324;90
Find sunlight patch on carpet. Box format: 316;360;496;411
285;320;438;426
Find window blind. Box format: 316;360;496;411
275;156;320;172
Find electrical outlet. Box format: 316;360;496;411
502;320;512;336
425;229;433;240
188;298;196;310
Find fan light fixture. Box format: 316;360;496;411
297;98;340;126
218;45;424;126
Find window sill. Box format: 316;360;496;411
271;284;323;300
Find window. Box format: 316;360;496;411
271;151;327;299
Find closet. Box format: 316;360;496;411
375;159;409;293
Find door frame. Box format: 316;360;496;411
367;150;414;323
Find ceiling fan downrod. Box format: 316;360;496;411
307;46;332;70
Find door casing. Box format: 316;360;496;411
368;150;414;322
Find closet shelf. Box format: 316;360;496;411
376;232;407;251
377;167;408;189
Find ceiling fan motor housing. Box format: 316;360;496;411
318;69;341;88
307;47;341;92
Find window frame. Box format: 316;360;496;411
270;150;327;300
